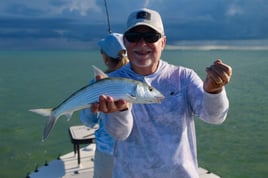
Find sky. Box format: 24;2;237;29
0;0;268;50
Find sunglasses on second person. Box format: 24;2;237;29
124;31;162;43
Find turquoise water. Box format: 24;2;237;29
0;50;267;178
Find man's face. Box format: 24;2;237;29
124;25;166;75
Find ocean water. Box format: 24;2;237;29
0;50;267;178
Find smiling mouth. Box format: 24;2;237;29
134;50;152;58
134;47;152;55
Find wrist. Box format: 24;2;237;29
119;108;129;112
205;88;223;94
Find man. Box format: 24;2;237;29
92;8;232;178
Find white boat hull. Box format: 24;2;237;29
28;143;220;178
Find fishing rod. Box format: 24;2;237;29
104;0;112;33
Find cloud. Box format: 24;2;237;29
65;0;101;16
0;0;268;49
1;0;102;18
226;3;243;17
3;2;46;17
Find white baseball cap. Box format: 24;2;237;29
126;8;164;35
98;33;126;59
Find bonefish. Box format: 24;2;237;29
29;66;164;141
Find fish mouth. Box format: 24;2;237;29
156;95;165;103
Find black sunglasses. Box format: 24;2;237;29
124;32;162;43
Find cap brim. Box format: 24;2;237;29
126;22;162;34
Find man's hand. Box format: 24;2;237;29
204;59;232;94
91;95;129;113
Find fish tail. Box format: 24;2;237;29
29;108;52;117
42;114;57;141
29;108;57;141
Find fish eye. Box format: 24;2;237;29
148;86;153;91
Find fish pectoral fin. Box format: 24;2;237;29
125;94;136;102
65;112;74;121
96;112;101;119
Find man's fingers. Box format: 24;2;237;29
96;75;103;80
204;59;232;93
206;60;232;85
206;67;224;85
99;95;109;113
214;59;232;76
96;95;128;113
106;96;118;112
115;100;129;111
91;103;100;113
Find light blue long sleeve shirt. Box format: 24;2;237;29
80;83;114;155
104;60;229;178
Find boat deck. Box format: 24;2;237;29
28;143;220;178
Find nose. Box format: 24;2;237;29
137;38;147;46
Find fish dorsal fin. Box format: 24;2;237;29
92;65;108;79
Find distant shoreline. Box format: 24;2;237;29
166;39;268;51
1;39;268;51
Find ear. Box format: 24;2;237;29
160;36;166;50
103;55;109;63
123;36;127;45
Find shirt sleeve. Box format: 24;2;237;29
104;105;133;140
186;68;229;124
199;88;229;124
80;109;99;128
